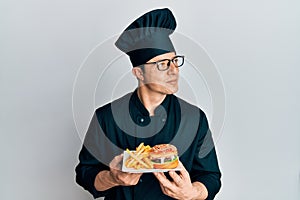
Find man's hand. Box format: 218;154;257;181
109;154;142;186
94;154;142;191
153;162;208;200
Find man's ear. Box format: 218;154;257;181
132;67;144;81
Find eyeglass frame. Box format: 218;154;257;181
141;55;185;71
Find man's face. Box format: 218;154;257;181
141;52;179;95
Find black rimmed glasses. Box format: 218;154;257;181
143;55;185;71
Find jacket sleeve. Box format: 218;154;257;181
75;145;110;198
190;111;222;200
75;111;116;199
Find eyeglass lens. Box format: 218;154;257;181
157;56;184;70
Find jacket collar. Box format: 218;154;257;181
129;89;172;125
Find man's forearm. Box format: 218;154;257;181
94;171;208;199
94;170;118;191
191;181;208;200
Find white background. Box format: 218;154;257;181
1;0;300;199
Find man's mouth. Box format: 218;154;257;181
167;80;177;85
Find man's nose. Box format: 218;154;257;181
168;61;179;73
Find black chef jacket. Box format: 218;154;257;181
75;89;221;200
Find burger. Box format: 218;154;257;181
149;144;179;169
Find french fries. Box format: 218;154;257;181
124;143;153;169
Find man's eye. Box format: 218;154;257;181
158;62;167;68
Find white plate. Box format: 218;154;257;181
121;151;181;173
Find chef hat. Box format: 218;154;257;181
115;8;177;67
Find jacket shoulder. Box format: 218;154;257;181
174;95;206;117
95;92;133;117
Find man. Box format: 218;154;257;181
75;8;221;200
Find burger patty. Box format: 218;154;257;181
150;155;177;164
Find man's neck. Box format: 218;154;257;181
137;87;166;116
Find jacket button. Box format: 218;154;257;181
136;116;144;124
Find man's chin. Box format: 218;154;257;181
165;87;178;94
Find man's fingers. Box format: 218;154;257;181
160;184;174;197
178;161;190;181
153;172;166;181
110;154;123;170
114;171;143;186
113;154;123;163
153;173;172;195
153;172;176;191
124;173;142;185
153;172;169;185
169;171;183;186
